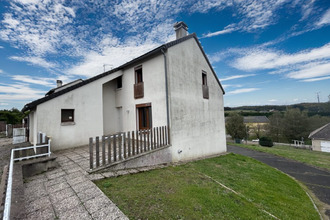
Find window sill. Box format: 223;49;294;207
61;122;75;126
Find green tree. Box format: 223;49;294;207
0;108;25;124
267;111;283;142
226;113;246;140
282;108;309;142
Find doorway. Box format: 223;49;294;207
136;103;152;130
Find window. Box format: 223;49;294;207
202;71;209;99
136;103;152;130
61;109;74;123
202;72;207;86
134;66;144;98
117;76;122;89
135;66;143;83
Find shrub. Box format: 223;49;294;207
259;137;273;147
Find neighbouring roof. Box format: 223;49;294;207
22;33;225;112
244;116;270;124
45;79;83;96
308;123;330;140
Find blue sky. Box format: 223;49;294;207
0;0;330;110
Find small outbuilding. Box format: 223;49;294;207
308;123;330;153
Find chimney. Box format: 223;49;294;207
56;80;62;88
173;21;188;39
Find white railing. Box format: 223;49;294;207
3;140;51;220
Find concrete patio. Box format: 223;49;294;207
22;145;129;220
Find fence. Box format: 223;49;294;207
89;126;169;170
3;138;51;220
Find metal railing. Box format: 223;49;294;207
3;140;51;220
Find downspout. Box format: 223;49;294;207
161;47;171;145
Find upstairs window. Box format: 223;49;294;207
117;76;122;89
134;66;144;98
202;71;209;99
61;109;74;123
135;66;143;83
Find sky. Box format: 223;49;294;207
0;0;330;110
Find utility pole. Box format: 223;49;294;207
316;92;320;103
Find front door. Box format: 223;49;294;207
137;103;152;130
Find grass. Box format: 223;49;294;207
232;143;330;171
95;154;320;220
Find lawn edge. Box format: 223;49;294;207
229;143;330;172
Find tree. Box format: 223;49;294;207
0;108;25;124
226;113;246;140
282;108;309;142
267;111;283;142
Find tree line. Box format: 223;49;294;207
226;108;330;144
0;108;27;125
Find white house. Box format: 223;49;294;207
308;123;330;153
23;22;226;162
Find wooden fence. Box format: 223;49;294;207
89;126;169;170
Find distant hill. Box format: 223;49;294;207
225;102;330;117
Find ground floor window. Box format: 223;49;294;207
61;109;74;123
136;103;152;130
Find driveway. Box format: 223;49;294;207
227;145;330;218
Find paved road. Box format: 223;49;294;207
227;145;330;218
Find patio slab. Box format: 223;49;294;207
21;145;128;220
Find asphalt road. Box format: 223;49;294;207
227;145;330;218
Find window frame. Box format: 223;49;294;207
61;109;75;124
202;71;209;99
136;103;152;130
117;76;123;89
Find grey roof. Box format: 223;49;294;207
243;116;269;123
22;33;225;112
309;123;330;140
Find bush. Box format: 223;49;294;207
259;137;273;147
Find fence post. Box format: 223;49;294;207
150;128;153;150
95;136;100;168
89;137;93;170
102;136;106;166
140;130;143;153
136;130;139;154
167;126;170;145
128;131;131;157
123;132;126;159
156;127;159;148
119;133;122;160
165;126;167;145
143;130;146;152
132;131;135;156
108;135;111;164
162;126;165;147
147;129;150;150
113;135;117;162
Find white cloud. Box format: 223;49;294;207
268;99;278;102
202;27;236;38
227;88;260;95
0;69;3;74
0;46;4;49
300;76;330;82
196;0;289;36
0;83;46;101
233;43;330;71
317;8;330;26
220;74;256;82
286;62;330;79
0;103;9;106
11;75;55;87
10;56;56;68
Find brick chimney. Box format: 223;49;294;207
174;21;188;39
56;80;62;88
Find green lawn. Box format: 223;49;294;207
232;143;330;171
95;154;319;220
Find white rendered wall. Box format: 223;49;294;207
167;38;227;162
34;54;168;150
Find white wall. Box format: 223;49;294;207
167;38;227;162
34;54;168;150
